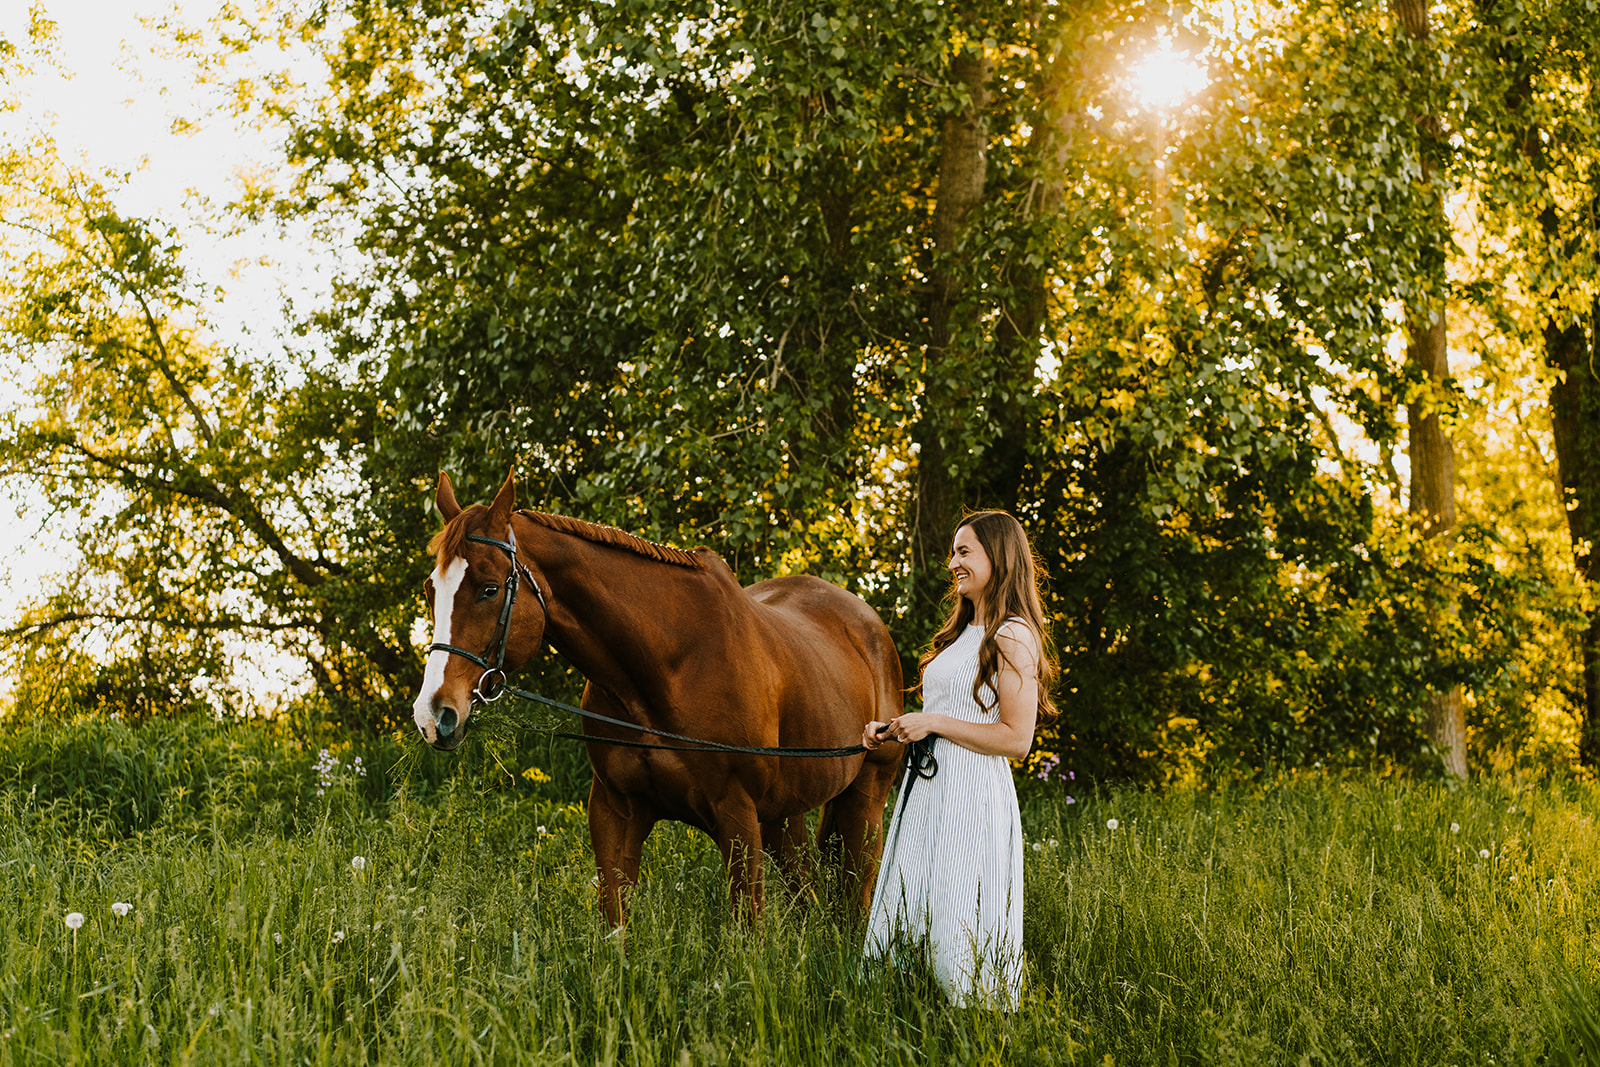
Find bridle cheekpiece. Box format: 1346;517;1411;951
426;523;547;708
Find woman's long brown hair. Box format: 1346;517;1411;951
915;511;1058;726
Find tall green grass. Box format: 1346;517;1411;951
2;716;1599;1064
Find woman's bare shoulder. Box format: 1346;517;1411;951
995;617;1040;657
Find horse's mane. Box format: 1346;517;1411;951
428;505;705;570
522;510;706;569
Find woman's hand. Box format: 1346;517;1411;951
862;720;895;750
883;713;940;743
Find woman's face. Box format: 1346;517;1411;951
949;524;993;605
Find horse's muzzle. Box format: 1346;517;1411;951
426;705;470;751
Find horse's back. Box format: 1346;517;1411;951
743;575;902;715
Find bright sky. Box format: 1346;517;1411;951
0;2;321;694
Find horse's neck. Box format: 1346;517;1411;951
520;517;728;707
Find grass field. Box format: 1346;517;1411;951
3;717;1599;1065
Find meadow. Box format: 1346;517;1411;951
2;716;1599;1066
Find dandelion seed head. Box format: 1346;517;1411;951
1450;823;1460;834
64;912;85;930
350;856;367;872
1479;849;1490;859
1106;818;1119;831
331;930;346;944
111;902;132;917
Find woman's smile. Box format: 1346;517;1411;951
948;525;993;601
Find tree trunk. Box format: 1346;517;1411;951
1547;303;1600;762
1489;2;1600;764
978;43;1076;516
913;49;990;616
1405;312;1467;778
1391;0;1467;777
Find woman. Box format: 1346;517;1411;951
862;510;1057;1008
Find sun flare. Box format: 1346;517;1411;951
1131;45;1209;110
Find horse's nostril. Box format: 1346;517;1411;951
438;706;458;738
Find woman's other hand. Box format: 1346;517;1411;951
883;713;940;743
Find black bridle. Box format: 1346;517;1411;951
426;526;546;708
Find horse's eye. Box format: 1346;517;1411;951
479;584;500;602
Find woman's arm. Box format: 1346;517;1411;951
862;621;1042;760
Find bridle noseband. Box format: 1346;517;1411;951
427;525;547;708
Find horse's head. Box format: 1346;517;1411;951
412;468;548;751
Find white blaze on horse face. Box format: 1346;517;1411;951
413;556;469;738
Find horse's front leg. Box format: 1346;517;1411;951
713;794;765;920
588;775;657;928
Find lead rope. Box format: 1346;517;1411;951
879;736;939;865
503;684;873;758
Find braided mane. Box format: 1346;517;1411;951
428;505;704;569
521;510;706;569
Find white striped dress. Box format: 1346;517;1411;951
864;621;1025;1008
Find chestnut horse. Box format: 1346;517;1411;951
411;470;904;924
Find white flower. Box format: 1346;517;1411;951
110;902;132;917
64;912;85;930
273;932;283;945
1106;818;1119;831
331;930;346;944
537;825;548;834
1450;823;1460;834
1031;841;1042;852
1479;849;1490;859
350;856;367;872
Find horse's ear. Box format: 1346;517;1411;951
436;471;463;522
487;465;516;527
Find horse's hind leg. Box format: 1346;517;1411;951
588;775;658;928
817;757;899;914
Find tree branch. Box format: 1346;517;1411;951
4;610;310;639
64;437;334;587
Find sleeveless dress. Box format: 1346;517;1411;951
864;622;1025;1008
